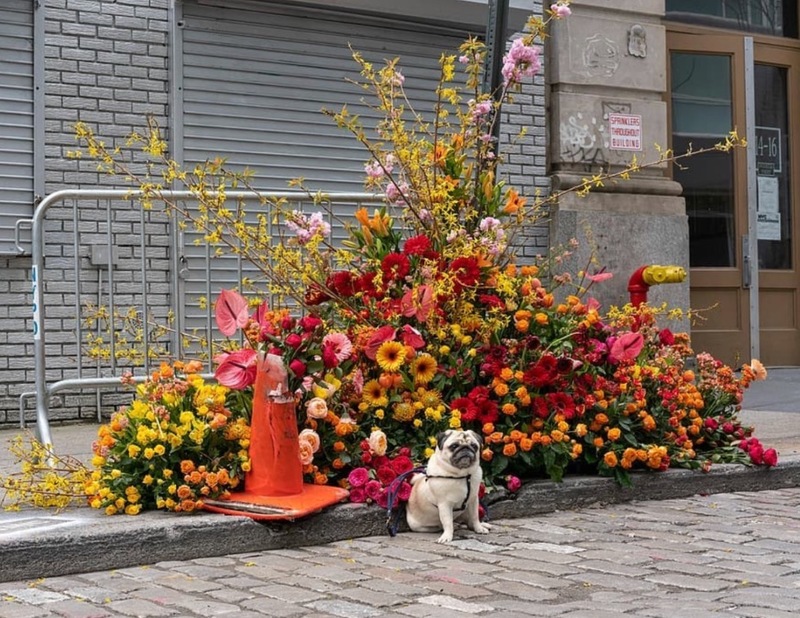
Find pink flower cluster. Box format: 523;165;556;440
346;446;416;506
550;2;571;18
286;210;331;245
502;38;542;86
739;437;778;467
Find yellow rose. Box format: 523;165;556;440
368;429;388;456
154;444;166;456
305;397;329;419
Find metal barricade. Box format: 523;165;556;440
23;189;382;447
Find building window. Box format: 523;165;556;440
666;0;798;38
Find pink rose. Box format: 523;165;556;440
349;487;367;503
299;315;322;332
289;359;306;378
763;448;778;467
397;481;412;502
506;475;522;493
368;430;388;456
298;440;315;466
285;333;303;349
299;429;320;453
365;480;383;502
305;397;328;420
347;467;370;488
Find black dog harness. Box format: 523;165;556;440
424;474;472;512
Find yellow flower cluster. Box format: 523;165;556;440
86;362;250;515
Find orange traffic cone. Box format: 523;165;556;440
203;355;349;520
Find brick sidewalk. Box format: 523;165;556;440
2;487;800;617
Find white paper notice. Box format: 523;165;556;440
757;175;779;214
758;212;781;241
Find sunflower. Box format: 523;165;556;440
411;354;438;384
375;341;406;372
361;380;388;408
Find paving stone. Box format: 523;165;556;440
33;599;114;618
419;568;495;586
334;585;406;608
169;598;240;615
483;580;558;601
417;595;494;614
238;597;307;617
250;584;324;604
304;599;383;617
729;607;800;618
644;572;733;592
155;573;223;593
0;601;52;618
3;589;69;605
564;571;659;592
105;598;177;616
301;565;371;584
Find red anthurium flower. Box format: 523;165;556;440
399;324;426;349
215;289;249;337
586;271;613;283
400;285;434;322
608;331;645;364
364;325;397;360
252;300;270;328
214;348;257;389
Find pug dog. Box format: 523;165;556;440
406;429;491;543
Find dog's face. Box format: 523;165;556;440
435;430;482;470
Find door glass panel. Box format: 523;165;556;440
666;1;799;38
755;64;792;269
671;53;736;267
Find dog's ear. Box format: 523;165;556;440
467;430;483;448
436;430;452;451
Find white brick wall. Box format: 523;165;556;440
0;0;547;425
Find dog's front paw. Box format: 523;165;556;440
436;531;454;544
474;522;491;534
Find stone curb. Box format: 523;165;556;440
3;455;800;583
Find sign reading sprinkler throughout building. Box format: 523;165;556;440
608;113;642;151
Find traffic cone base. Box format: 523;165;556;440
202;484;350;521
202;355;349;521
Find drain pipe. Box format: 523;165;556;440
628;265;687;307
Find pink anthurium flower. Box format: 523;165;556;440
214;348;257;389
608;331;645;364
215;289;250;337
400;285;434;322
399;324;426;349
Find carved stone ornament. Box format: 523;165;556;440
628;24;646;59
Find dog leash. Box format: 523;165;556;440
385;466;426;537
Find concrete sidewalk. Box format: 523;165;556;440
1;367;798;582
